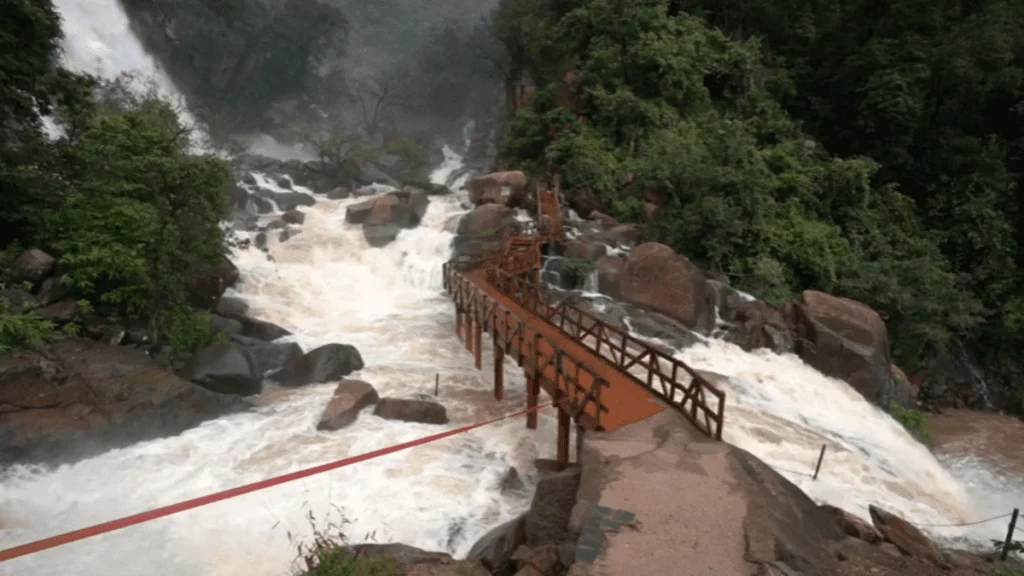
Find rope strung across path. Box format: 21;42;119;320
0;400;560;563
913;512;1017;529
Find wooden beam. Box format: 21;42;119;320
494;340;504;400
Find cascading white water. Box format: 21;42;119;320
1;2;1017;573
0;145;563;575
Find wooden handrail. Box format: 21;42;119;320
481;265;725;440
444;262;611;430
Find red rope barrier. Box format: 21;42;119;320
0;401;557;563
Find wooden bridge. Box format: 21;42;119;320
442;188;726;470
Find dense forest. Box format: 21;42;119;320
2;0;1022;415
493;0;1024;413
1;0;230;352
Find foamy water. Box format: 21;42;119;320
0;147;561;575
1;2;1018;573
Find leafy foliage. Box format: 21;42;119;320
1;0;231;353
0;298;58;353
889;402;933;445
161;308;229;352
496;0;1024;410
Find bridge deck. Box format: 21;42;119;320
467;269;664;431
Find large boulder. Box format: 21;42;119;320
345;198;375;224
452;204;517;266
0;288;35;313
614;243;716;334
723;299;795;354
36;299;78;323
362;189;430;247
0;339;242;463
578;224;642;250
868;505;943;563
468;170;528;206
189;256;240;309
270;343;364;387
239;317;291;342
819;505;882;544
373;398;448;424
10;249;55;284
181;342;263;396
317;379;379;431
595;255;625;299
247;341;303;374
791;290;894;406
524;459;581;547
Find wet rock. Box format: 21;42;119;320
791;290;894;407
541;257;576;290
511;544;561;576
578;224;642;250
500;466;526;494
0;338;243;464
267;219;288;231
242;173;257;185
209;314;243;336
724;299;795;354
0;288;35;313
566;188;605;218
468;516;526;572
868;505;942;563
282;209;305;225
189;256;240;309
317;379;379;431
270;343;364;387
272;191;314;212
557;239;607;262
214;296;249;320
253;232;268;250
239;317;291;342
820;505;882;544
247;341;303;374
890;364;916;408
279;229;300;243
255;196;276;214
616;243;716;335
363;222;400;247
326;186;351;200
181;342;263;396
36;299;77;323
276;176;292;189
452;204;516;266
588;211;617;229
35;276;67;306
82;316;125;346
345;198;375;224
10;249;55;284
468;170;528;206
594;255;625;299
404;181;450;196
373;398;448;424
525;459;581;547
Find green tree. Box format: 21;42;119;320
53;100;229;348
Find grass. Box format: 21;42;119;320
890;401;933;445
291;511;402;576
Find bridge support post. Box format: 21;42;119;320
526;373;538;430
465;313;473;354
474;317;482;370
455;309;462;341
556;391;571;471
494;342;504;400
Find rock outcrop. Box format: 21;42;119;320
373;398;448;424
0;338;242;463
611;243;716;334
868;505;944;564
468;170;528;207
181;342;263;396
791;290;895;407
317;379;379;431
189;256;240;309
270;343;364;387
452;204;517;266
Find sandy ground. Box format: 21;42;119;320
568;409;752;576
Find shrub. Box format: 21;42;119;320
889;402;933;446
161;307;229;352
0;298;59;352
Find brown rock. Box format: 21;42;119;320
595;256;625;299
617;243;716;334
10;248;55;284
345;198;375;224
453;204;517;266
35;276;68;306
189;256;240;309
316;379;379;431
469;171;528;206
588;211;617;229
500;466;526;494
36;299;77;323
0;339;241;462
560;240;607;262
724;299;794;354
868;505;943;563
791;290;894;406
819;505;882;543
566;188;605;218
468;516;526;571
525;459;580;546
512;544;560;576
373;398;448;424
